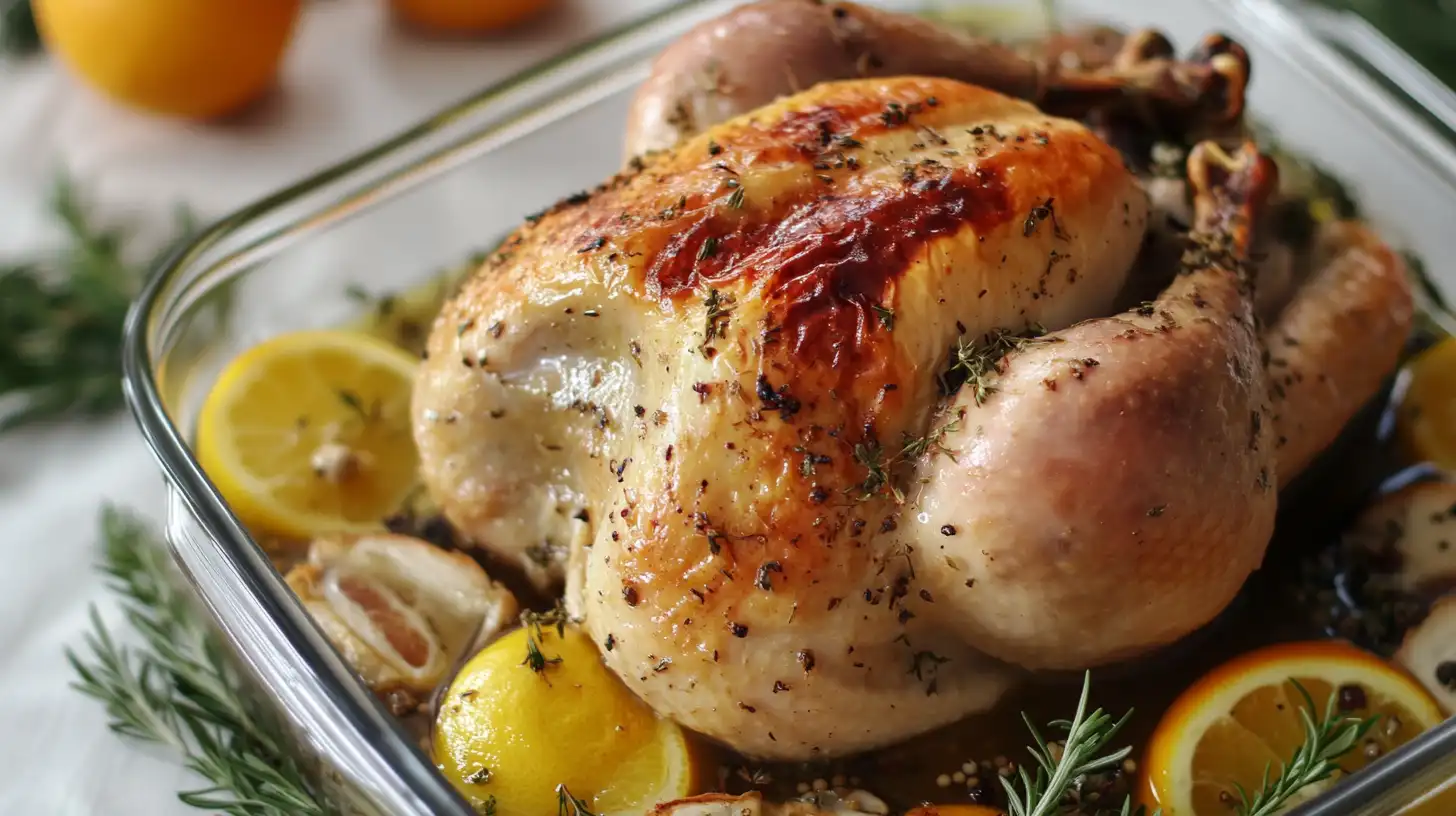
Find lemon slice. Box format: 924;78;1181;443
434;623;704;815
1397;336;1456;469
196;329;420;539
1141;640;1445;815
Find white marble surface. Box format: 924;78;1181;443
0;2;664;812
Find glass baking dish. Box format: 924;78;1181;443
120;0;1456;813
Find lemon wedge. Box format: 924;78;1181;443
434;623;703;815
196;329;420;539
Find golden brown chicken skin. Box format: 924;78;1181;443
417;76;1165;759
415;74;1410;760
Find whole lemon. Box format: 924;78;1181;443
434;622;700;815
389;0;552;35
33;0;302;119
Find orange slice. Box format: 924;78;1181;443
196;330;420;539
1141;640;1445;815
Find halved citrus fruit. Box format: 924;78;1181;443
196;329;420;540
34;0;301;119
1398;336;1456;469
434;623;705;815
1141;640;1445;815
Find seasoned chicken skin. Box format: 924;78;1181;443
415;75;1410;759
416;75;1162;756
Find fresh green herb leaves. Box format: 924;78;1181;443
67;506;323;816
1233;681;1379;816
851;412;963;501
521;604;568;678
900;413;962;461
872;303;895;331
522;630;563;676
1002;672;1147;816
938;326;1055;404
700;286;734;353
852;439;901;503
1002;673;1375;816
0;175;194;431
556;784;599;816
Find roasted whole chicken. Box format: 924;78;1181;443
412;0;1412;761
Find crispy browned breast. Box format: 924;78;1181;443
414;77;1151;759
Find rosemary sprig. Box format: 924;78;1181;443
1002;671;1146;816
67;506;323;816
1233;681;1379;816
0;175;194;431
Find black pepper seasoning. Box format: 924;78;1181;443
1437;661;1456;691
1338;683;1368;711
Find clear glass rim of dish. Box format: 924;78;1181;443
119;1;1456;813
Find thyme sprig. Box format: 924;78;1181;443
852;439;902;503
1002;672;1145;816
1233;681;1379;816
0;175;194;431
556;784;600;816
521;602;570;678
699;286;734;354
67;506;323;816
938;326;1056;404
851;411;964;501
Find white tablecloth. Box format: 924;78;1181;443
0;2;664;812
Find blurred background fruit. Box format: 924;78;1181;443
31;0;302;119
388;0;554;35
